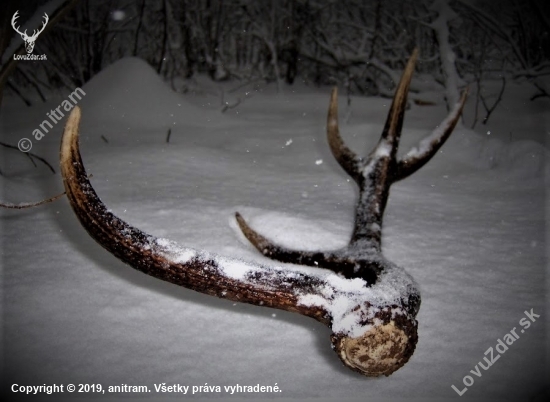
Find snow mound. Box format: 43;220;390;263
450;129;550;180
80;57;212;129
503;140;550;179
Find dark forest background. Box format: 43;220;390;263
1;0;549;110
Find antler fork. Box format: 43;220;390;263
59;49;466;377
236;49;467;283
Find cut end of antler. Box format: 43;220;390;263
331;318;418;377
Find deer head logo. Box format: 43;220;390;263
11;11;49;54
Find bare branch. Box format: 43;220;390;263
480;77;506;125
0;140;56;173
530;81;550;101
0;192;65;209
454;0;529;69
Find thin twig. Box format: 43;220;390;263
17;68;47;102
0;173;92;209
530;82;549;101
26;152;38;168
6;82;32;106
221;98;242;113
471;75;481;129
0;141;56;174
0;192;66;209
481;77;506;125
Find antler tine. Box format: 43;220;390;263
11;11;26;36
11;10;18;26
235;212;269;249
60;106;420;377
375;48;418;160
234;212;304;263
394;88;469;182
32;13;49;38
235;212;377;281
327;87;363;184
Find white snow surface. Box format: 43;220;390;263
1;58;548;401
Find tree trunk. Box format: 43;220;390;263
430;0;462;110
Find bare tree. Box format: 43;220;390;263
5;0;547;113
429;0;462;110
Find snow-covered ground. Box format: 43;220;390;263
1;58;548;402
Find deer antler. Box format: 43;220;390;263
59;49;465;377
11;11;48;39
